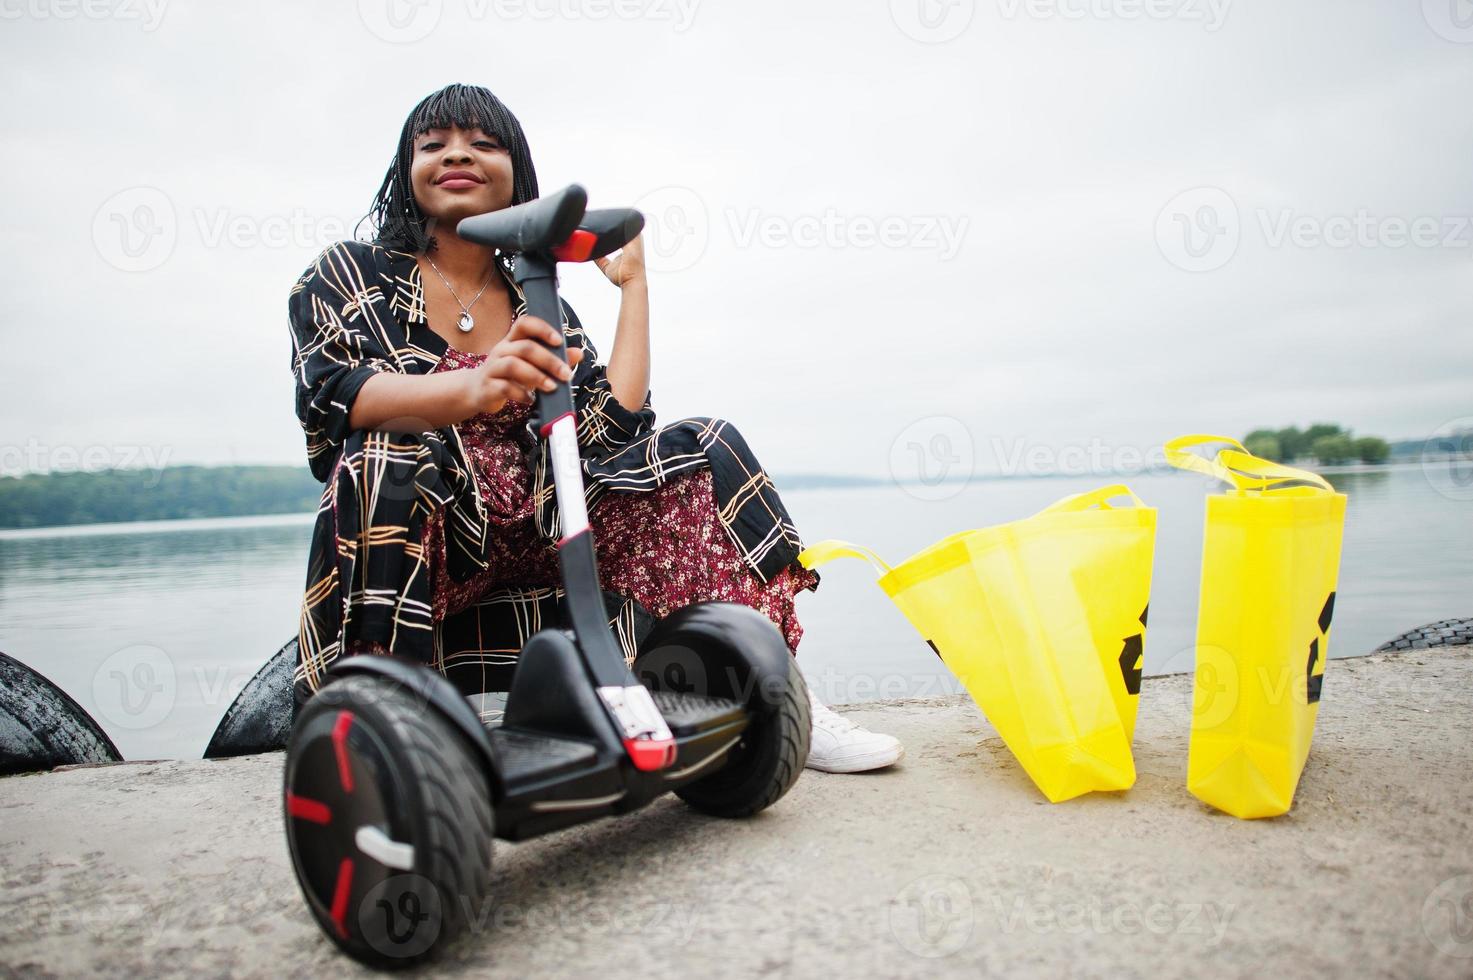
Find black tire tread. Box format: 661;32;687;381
1373;617;1473;653
0;651;120;775
676;659;810;819
296;676;494;967
203;637;295;758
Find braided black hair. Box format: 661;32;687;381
360;83;539;254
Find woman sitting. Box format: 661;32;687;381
287;82;902;774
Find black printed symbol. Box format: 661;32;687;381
1305;592;1335;705
1118;605;1149;696
1306;638;1322;704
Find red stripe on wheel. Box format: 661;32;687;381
286;792;331;825
332;711;355;794
330;857;354;939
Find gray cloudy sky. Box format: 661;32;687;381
2;0;1469;482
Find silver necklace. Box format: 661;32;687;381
424;254;496;333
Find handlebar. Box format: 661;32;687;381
456;183;644;262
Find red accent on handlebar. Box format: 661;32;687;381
539;409;574;439
552;229;598;262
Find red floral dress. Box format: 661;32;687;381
417;347;820;654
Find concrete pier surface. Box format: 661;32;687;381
3;645;1471;978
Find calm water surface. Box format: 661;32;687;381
1;466;1467;760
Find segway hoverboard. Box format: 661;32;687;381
282;184;812;968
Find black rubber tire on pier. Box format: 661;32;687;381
1374;618;1473;653
204;637;295;759
0;651;120;775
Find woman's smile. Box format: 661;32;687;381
435;169;486;190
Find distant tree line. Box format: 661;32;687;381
1242;424;1390;466
0;464;876;530
0;466;324;529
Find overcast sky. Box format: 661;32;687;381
2;0;1469;483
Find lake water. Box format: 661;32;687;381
1;464;1468;761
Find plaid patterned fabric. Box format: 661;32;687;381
288;240;819;699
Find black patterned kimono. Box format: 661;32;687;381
288;239;819;701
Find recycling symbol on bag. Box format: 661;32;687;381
1117;605;1149;696
1305;592;1335;705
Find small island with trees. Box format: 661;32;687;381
1242;424;1390;466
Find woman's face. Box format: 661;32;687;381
409;124;515;236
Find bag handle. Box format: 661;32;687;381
1164;434;1332;492
796;539;892;576
1034;484;1146;516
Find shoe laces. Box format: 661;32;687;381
809;691;860;734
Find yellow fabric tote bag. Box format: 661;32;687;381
798;485;1156;803
1166;434;1348;819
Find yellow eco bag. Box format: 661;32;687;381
1166;435;1348;820
798;485;1155;803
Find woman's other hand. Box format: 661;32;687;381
464;315;583;415
593;232;646;290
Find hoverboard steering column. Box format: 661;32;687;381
458;186;676;772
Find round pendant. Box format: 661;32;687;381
456;312;475;333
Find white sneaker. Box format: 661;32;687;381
804;687;905;773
